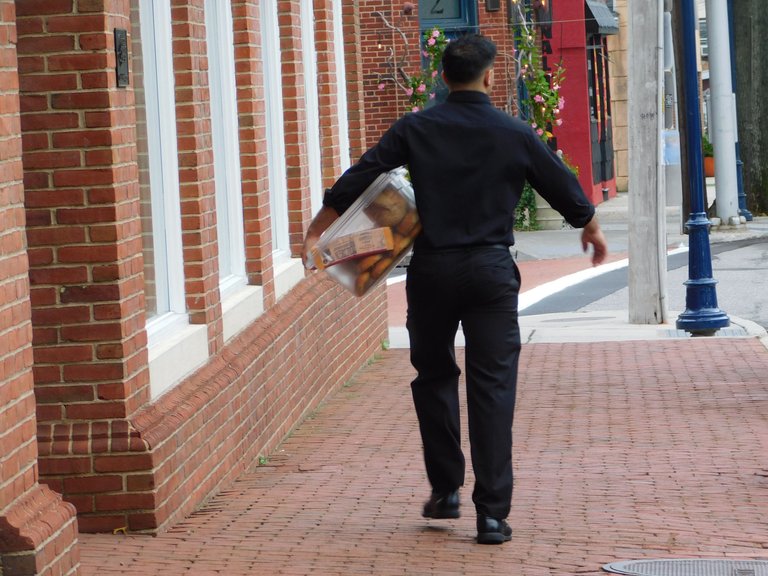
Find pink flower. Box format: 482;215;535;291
378;82;386;91
555;118;563;126
432;70;438;78
553;83;560;91
417;83;426;93
558;97;565;109
534;94;545;104
432;29;440;38
531;122;538;129
406;88;414;96
427;37;436;46
412;106;420;112
422;50;429;58
536;128;544;136
553;108;560;115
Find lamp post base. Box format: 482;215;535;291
676;211;730;337
676;307;730;336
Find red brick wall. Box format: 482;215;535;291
360;1;419;146
0;1;80;574
360;2;518;148
8;0;389;537
132;274;388;532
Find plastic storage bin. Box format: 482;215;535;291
307;167;421;296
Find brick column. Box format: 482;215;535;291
313;0;344;189
0;2;80;574
341;1;367;162
170;0;224;355
231;0;276;304
16;1;155;533
277;0;313;252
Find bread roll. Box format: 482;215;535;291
395;210;419;236
371;256;394;280
355;271;372;296
364;187;408;227
357;253;383;272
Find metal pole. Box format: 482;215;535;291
728;0;753;221
674;0;729;336
706;0;740;225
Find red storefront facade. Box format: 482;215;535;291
549;0;619;204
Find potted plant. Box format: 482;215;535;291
702;133;715;177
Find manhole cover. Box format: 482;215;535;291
604;559;768;576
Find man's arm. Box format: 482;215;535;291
302;205;340;269
580;215;608;266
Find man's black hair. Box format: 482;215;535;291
441;34;497;85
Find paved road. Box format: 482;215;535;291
521;237;768;331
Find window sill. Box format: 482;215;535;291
147;316;209;400
222;284;264;342
274;258;305;301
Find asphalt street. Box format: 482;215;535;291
521;236;768;331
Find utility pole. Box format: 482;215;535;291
627;0;667;324
705;0;741;227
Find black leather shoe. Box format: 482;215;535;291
422;490;460;519
476;515;512;544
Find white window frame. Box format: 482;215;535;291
301;0;324;215
260;0;291;265
139;0;186;328
332;0;351;172
205;0;247;297
137;0;208;398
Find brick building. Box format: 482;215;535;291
1;1;384;574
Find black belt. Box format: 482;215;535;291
415;244;511;254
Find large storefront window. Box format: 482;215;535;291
260;0;290;265
131;0;186;325
205;0;247;297
332;0;351;171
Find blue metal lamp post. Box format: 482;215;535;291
675;0;730;336
727;0;753;221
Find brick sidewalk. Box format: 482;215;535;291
78;337;768;575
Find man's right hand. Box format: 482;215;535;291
302;206;339;269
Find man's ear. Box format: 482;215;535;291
484;67;494;89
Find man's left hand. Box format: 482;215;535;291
581;216;608;266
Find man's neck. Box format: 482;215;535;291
448;83;487;94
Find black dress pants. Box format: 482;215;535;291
406;245;521;520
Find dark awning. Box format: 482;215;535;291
585;0;619;35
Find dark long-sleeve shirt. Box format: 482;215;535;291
323;90;595;251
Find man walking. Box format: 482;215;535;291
302;34;607;544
